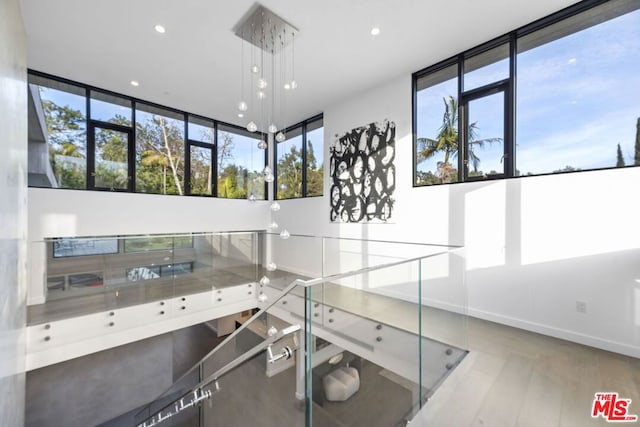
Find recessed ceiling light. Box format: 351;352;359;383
154;24;166;34
370;27;380;36
130;80;139;87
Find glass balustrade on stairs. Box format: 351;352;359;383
133;233;468;427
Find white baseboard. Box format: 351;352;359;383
366;287;640;359
462;306;640;359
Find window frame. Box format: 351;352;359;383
88;121;134;192
412;0;637;187
27;70;272;199
274;113;324;200
185;114;217;197
215;122;268;200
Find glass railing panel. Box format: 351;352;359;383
127;234;465;427
321;236;455;277
28;231;261;325
135;279;305;427
199;309;305;427
299;260;423;427
419;249;468;353
299;247;467;426
262;233;324;289
188;232;259;294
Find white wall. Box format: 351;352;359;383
271;75;640;358
27;188;270;304
0;0;27;425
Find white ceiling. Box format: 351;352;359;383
20;0;580;129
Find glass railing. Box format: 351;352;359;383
134;233;467;427
28;231;261;324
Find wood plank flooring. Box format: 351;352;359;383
414;313;640;427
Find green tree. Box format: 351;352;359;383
189;147;212;195
306;140;323;196
218;164;248;198
136;116;184;195
42;99;86;189
277;144;303;199
416;96;501;183
216;132;251;199
217;131;235;178
95;127;128;189
553;165;580;173
616;143;626;167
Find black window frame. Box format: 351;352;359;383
412;0;638;187
274;113;324;200
215;122;268;200
185;114;217;197
27;69;271;199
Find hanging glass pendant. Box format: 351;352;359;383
275;132;285;142
257;78;268;89
247;121;258;132
259;276;271;286
270;201;281;211
268;221;278;230
257;139;268;150
268;124;278;133
248;193;257;202
266;262;277;271
238;101;248;111
258;293;268;303
263;165;274;183
251;64;260;74
257;90;266;100
289;80;298;90
279;229;290;239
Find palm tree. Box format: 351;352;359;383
416;96;502;182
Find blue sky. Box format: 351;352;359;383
416;8;640;177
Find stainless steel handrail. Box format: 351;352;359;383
136;324;301;427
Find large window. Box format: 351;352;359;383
414;0;640;186
135;104;185;195
516;1;640;175
123;235;193;253
29;75;87;189
186;116;215;196
53;237;118;258
275;115;324;199
414;65;459;185
276;127;303;199
27;72;268;199
217;124;266;200
89;91;134;191
306;117;324;197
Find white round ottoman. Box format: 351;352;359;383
322;366;360;402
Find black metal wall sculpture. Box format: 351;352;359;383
329;120;395;223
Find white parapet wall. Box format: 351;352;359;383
26;284;258;370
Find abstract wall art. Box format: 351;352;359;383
329;119;395;223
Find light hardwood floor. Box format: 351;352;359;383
308;283;639;426
414;312;640;427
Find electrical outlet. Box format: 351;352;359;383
576;300;587;314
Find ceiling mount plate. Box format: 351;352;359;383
234;4;298;54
